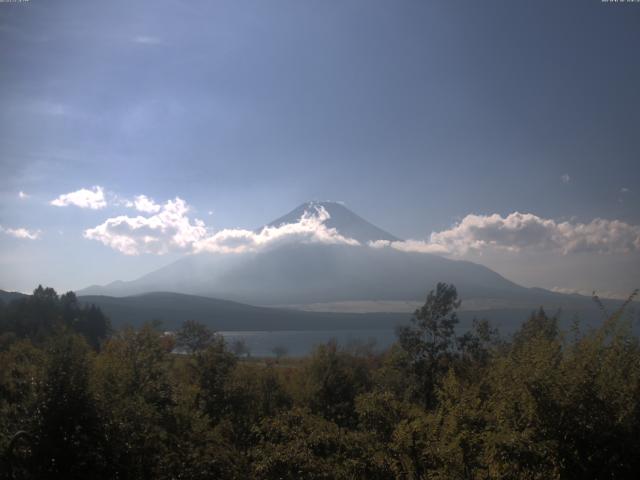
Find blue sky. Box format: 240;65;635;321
1;0;639;296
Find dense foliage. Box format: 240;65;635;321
0;285;110;350
1;284;639;479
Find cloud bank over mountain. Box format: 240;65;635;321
193;207;360;254
372;212;640;256
79;194;640;258
84;200;359;256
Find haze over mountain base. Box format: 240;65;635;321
73;202;636;331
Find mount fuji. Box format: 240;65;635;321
266;201;400;244
78;201;604;316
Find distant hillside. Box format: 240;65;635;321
3;288;632;334
76;291;630;335
0;289;28;304
78;292;409;331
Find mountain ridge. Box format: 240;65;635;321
75;201;617;317
2;289;627;334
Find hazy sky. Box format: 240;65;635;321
1;0;639;296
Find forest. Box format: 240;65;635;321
1;283;639;479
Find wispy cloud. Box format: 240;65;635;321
561;173;571;184
26;99;84;119
18;191;29;199
0;225;40;240
369;239;448;254
132;35;162;45
549;286;629;300
50;186;107;210
618;187;631;204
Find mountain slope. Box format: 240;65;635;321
79;242;527;304
77;201;610;315
0;289;29;304
77;291;627;334
78;292;409;331
1;288;630;334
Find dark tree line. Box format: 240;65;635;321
0;285;110;349
1;283;639;479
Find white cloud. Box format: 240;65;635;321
133;35;162;45
84;202;359;256
84;197;206;255
82;193;640;260
0;225;40;240
193;206;359;254
371;212;640;257
18;191;29;199
113;194;161;213
50;186;107;209
368;239;448;254
549;286;629;300
132;195;161;213
561;174;571;184
621;187;630;194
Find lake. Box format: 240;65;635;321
217;309;621;357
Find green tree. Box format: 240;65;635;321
272;345;288;361
1;286;110;350
512;307;558;348
175;319;216;354
231;338;251;358
193;335;237;424
396;282;460;408
92;325;173;479
0;340;45;477
252;408;390;479
300;340;370;428
33;333;107;478
220;364;291;454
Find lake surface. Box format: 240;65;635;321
216;315;520;357
217;316;529;357
217;310;622;357
219;329;397;357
